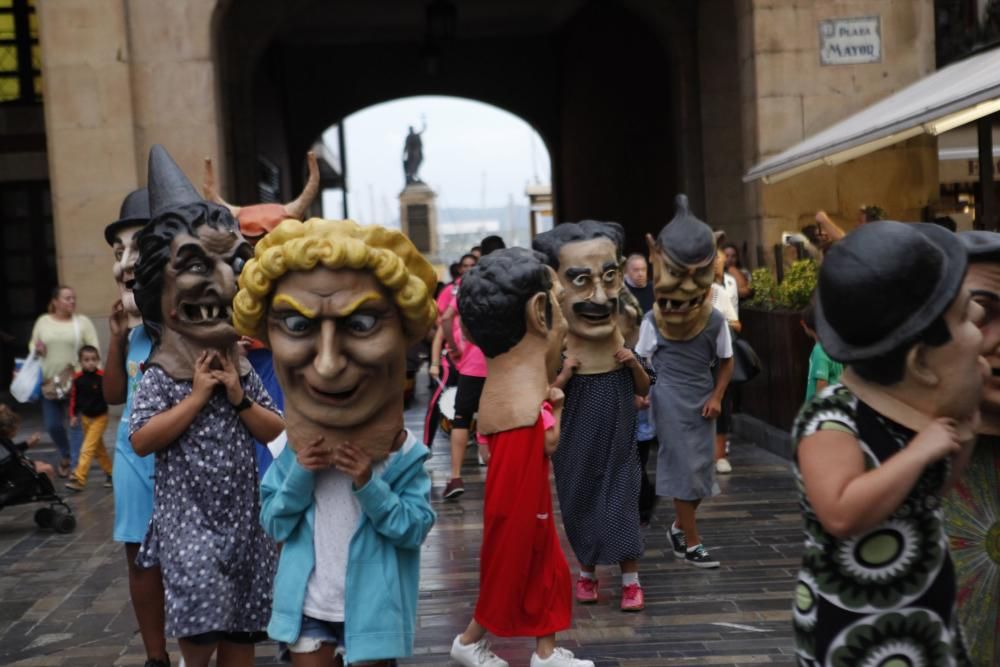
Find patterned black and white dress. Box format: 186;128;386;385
791;385;971;666
552;359;653;566
129;364;279;639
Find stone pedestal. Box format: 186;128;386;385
399;182;438;257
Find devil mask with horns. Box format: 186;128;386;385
203;152;320;245
646;195;717;341
133;145;253;380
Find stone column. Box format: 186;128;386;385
37;0;141;314
38;0;225;318
124;0;223;191
399;183;439;259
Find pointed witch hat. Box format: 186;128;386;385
655;194;716;267
147;144;203;219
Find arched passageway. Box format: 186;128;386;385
214;0;709;252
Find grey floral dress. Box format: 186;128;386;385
129;364;279;639
791;385;971;666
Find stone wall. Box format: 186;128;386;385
37;0;223;320
698;0;747;250
739;0;937;262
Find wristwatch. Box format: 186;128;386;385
232;394;253;412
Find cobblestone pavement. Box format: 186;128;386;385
0;385;800;666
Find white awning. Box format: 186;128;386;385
744;47;1000;184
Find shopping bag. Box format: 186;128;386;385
11;353;42;403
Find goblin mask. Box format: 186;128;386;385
646;194;717;341
160;226;251;350
646;239;715;340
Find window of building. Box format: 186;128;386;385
0;0;40;104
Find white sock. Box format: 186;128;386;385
670;522;683;535
687;543;703;553
622;572;639;586
579;570;596;580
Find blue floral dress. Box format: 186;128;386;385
129;364;279;638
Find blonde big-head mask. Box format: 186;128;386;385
233;218;437;458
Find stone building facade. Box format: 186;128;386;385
0;0;940;337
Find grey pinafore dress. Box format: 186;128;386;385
647;309;725;501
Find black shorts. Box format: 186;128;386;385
452;373;486;430
717;387;733;434
182;630;268;646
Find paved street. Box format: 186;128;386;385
0;385;801;666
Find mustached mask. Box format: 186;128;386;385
646;194;717;341
533;219;625;374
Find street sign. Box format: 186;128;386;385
819;16;882;66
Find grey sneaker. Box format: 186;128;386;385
685;544;720;569
669;528;687;558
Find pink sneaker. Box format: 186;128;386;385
575;576;598;603
620;583;644;612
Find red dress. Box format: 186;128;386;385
474;403;572;637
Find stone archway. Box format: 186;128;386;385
213;0;696;252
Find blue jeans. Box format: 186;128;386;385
279;616;345;662
41;396;83;466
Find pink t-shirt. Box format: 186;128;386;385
438;279;487;378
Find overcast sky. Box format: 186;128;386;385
321;96;551;225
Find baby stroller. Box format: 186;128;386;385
0;439;76;533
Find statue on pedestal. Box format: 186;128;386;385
403;122;426;185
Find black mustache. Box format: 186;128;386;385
573;300;616;317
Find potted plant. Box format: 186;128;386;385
736;259;817;458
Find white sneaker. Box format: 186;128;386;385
715;458;732;474
530;647;595;667
451;634;509;667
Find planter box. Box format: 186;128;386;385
735;306;813;457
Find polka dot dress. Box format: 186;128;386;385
552;364;646;566
129;365;279;639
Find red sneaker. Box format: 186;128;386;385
620;583;644;612
575;576;598;603
443;477;465;500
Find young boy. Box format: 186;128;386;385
65;345;112;491
800;302;843;401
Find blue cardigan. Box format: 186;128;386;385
260;432;435;664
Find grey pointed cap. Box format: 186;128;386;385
655;194;716;266
147;145;201;218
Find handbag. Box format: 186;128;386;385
10;352;42;403
39;315;80;401
731;335;761;384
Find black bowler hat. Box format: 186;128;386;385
959;230;1000;262
816;221;967;363
103;188;150;246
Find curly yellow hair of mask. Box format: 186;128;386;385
233;218;438;342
